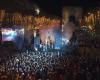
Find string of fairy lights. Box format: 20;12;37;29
0;10;60;30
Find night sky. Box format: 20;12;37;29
0;0;100;16
31;0;100;17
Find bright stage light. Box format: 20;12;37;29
35;8;40;15
62;38;69;44
16;59;19;62
35;47;38;51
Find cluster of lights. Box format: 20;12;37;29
82;10;100;31
34;17;60;29
0;10;60;30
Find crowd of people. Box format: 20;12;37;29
0;49;100;80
